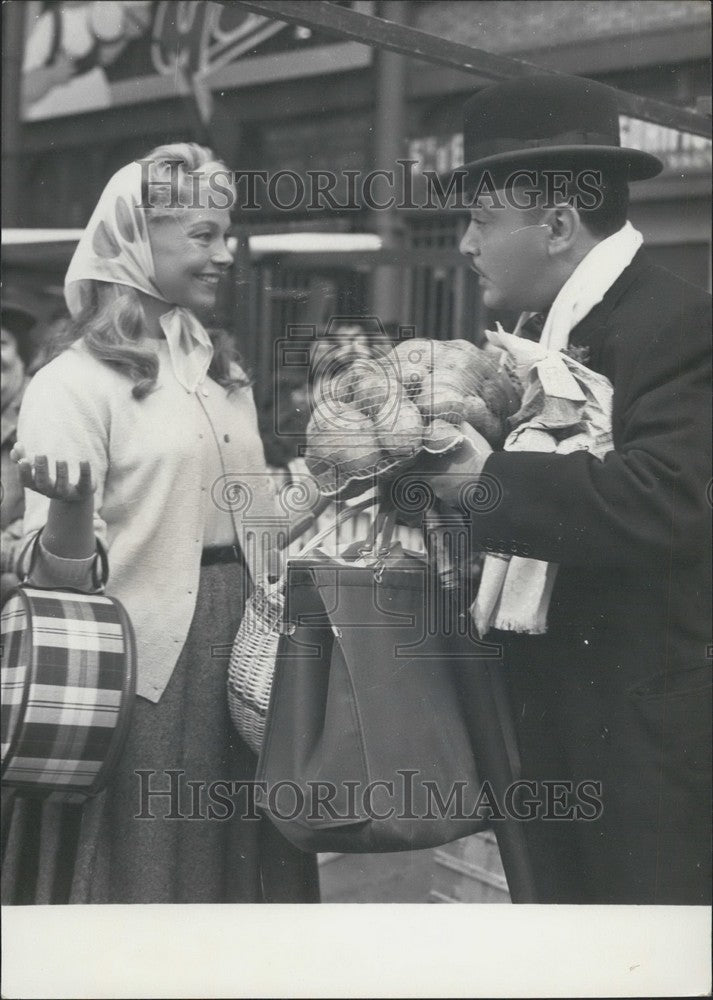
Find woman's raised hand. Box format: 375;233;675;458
11;443;95;503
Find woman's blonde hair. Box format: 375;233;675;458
49;143;248;399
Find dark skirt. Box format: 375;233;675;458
1;561;320;904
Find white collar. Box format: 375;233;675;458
159;308;213;393
538;222;643;353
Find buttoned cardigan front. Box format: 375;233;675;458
18;339;282;702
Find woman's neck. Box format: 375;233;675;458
137;292;169;338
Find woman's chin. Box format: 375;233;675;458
183;291;218;315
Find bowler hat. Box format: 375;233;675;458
455;74;662;188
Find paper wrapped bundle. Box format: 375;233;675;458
304;338;522;496
472;325;614;637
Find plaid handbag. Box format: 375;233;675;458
1;533;136;803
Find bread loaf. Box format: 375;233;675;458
304;336;523;494
304;402;384;483
376;395;424;459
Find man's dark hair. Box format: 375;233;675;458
577;169;630;238
500;166;631;240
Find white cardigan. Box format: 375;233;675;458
18;339;283;702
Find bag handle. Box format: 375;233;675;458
17;529;109;594
254;495;380;600
298;494;378;557
277;491;333;550
300;499;401;588
355;505;399;582
354;502;397;555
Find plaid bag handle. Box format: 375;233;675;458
17;529;110;593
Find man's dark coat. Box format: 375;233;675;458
476;250;711;903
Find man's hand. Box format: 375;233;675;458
378;423;493;521
417;423;493;509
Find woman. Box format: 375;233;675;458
2;143;319;904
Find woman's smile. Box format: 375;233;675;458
195;272;221;287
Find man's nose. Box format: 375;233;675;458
459;223;478;257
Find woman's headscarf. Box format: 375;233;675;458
65;160;214;392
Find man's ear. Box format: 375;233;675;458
545;204;580;255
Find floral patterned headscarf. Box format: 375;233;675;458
65;159;214;393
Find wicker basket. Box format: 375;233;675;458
227;582;286;755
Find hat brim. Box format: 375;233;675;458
445;145;663;191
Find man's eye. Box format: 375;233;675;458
191;231;212;242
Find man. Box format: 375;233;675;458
423;75;711;904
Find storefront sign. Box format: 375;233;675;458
21;0;373;121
